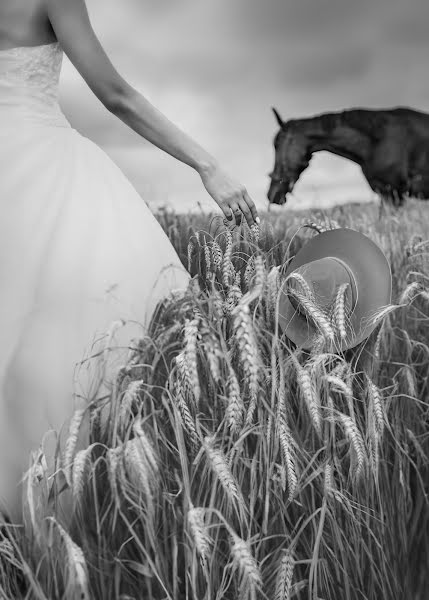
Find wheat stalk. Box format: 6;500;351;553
225;271;243;314
230;271;243;303
229;532;262;591
373;323;385;362
418;289;429;303
325;373;354;397
369;431;380;479
274;547;295;600
288;288;335;341
203;436;244;509
253;254;266;288
366;304;400;328
308;353;340;380
200;319;223;383
222;228;234;287
272;463;287;491
249;222;260;243
403;364;417;398
123;438;155;519
296;365;322;437
118;379;143;425
225;371;245;434
187;240;195;271
245;389;259;428
89;403;103;440
324;373;355;423
244;256;256;288
326;394;336;424
72;444;95;503
211;240;223;270
231;304;261;418
203;244;212;278
338;413;366;481
187;504;212;567
171;371;200;450
286;271;314;300
132;419;159;475
324;462;334;497
63;408;86;486
413;239;429;252
267;265;281;319
23;455;44;541
266;411;273;449
123;438;151;491
183;317;201;405
106;445;122;506
399;281;421;304
332;282;349;339
102;319;125;363
278;414;298;500
367;378;384;437
46;517;90;600
329;360;347;378
406;428;428;463
174;350;193;399
366;378;383;478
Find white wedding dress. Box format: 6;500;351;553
0;41;191;522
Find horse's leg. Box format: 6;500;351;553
378;193;386;220
392;188;405;207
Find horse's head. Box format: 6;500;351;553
267;107;311;205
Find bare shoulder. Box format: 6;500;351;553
0;0;55;49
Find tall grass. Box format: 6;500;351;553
0;200;428;600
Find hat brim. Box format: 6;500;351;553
278;228;392;351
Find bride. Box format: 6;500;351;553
0;0;260;524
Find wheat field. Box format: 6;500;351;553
0;199;428;600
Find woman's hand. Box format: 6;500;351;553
198;163;260;227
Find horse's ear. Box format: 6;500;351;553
272;107;285;128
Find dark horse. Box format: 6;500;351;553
267;106;429;207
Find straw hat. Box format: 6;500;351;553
278;228;392;351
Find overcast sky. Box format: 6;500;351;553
59;0;429;214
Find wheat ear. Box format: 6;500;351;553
229;532;262;590
63;408;86;486
187;504;212;567
274;547;295;600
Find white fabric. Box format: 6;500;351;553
0;42;191;521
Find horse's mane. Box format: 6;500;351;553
304;107;421;140
339;109;390;138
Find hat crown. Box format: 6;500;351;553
278;227;392;351
287;256;356;313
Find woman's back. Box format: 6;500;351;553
0;0;56;50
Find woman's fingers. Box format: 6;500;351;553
228;199;242;225
218;189;259;228
236;193;258;228
232;188;259;228
243;189;260;224
218;200;234;221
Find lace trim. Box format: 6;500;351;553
0;41;60;55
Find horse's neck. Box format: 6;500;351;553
302;115;371;166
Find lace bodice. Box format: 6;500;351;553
0;42;70;128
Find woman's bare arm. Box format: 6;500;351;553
45;0;259;226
